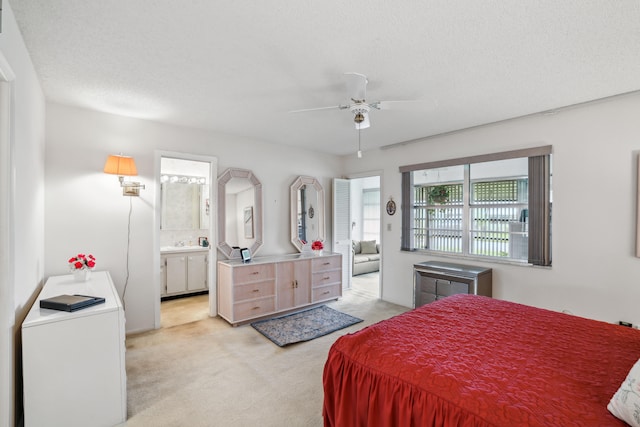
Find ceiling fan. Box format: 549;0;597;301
290;72;421;130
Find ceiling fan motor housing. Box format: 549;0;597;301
350;104;370;124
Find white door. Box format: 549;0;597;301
333;178;352;289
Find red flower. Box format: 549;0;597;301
68;253;97;271
311;240;324;250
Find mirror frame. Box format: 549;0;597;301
217;168;263;259
290;175;325;252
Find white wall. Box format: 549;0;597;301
44;103;343;333
344;92;640;326
0;3;46;426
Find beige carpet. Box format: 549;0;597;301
122;287;407;427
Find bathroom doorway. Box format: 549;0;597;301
154;152;218;329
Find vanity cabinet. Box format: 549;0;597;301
161;249;209;297
413;261;492;308
218;253;342;325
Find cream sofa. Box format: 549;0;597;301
352;240;380;276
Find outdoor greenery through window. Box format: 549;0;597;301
400;147;552;266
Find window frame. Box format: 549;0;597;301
400;146;552;266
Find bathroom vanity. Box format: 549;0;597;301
160;246;210;297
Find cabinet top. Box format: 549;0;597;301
22;270;122;328
414;261;492;277
218;252;340;267
161;245;210;254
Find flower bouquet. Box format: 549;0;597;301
311;240;324;255
68;253;96;282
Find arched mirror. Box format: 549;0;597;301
290;176;325;252
217;168;263;259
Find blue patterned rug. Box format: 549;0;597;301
251;305;363;347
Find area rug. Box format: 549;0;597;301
250;305;363;347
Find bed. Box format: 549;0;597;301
323;294;640;426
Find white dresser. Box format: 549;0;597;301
22;271;127;427
218;253;342;325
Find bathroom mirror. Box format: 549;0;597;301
290;176;324;252
217;168;263;259
160;176;209;230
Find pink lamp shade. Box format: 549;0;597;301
103;155;138;176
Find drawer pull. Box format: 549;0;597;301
323;276;330;280
252;289;260;293
323;262;331;265
252;306;260;310
251;271;259;275
322;291;330;295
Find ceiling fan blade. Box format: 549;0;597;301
289;105;349;113
344;72;368;101
370;99;438;110
354;113;370;130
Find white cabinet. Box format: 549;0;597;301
22;271;126;427
218;253;342;326
161;249;209;297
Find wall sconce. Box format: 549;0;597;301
103;154;145;196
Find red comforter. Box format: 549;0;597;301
323;294;640;426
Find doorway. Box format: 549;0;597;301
349;175;381;299
154;152;218;329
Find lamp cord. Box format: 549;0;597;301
121;196;133;309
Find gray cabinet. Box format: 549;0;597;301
413;261;492;308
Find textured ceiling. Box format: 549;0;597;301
9;1;640;156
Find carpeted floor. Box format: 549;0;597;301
122;285;407;427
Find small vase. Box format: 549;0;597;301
73;269;91;282
313;249;323;256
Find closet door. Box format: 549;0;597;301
333;178;352;290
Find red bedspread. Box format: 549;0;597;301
323;294;640;426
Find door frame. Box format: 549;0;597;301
0;53;16;427
153;151;218;328
345;170;383;298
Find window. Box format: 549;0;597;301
400;146;552;266
361;188;380;242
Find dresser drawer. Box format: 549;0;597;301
234;280;276;302
312;270;341;287
312;284;341;302
436;279;469;297
418;291;437;306
416;274;437;294
233;297;276;320
312;255;341;272
233;264;275;284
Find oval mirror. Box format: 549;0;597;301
217;168;263;259
290;176;324;252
